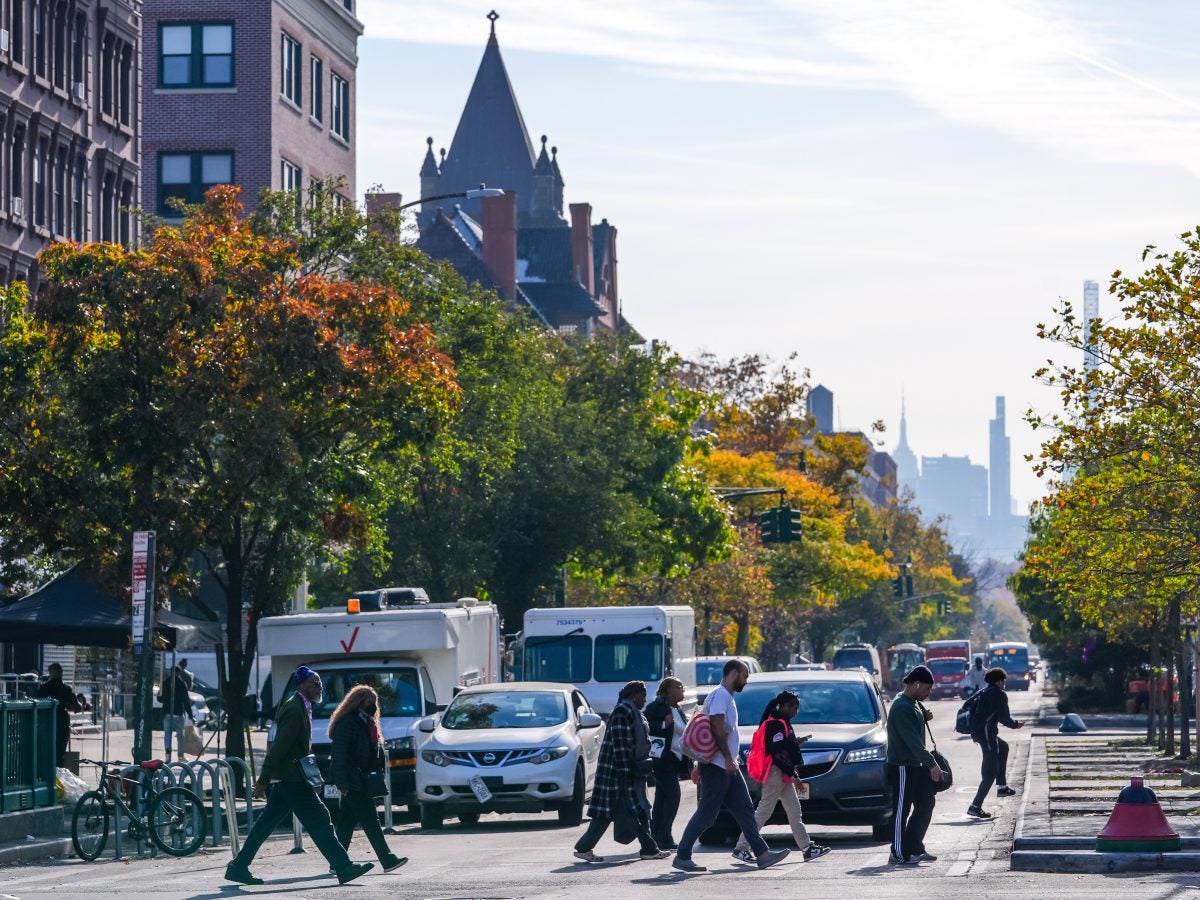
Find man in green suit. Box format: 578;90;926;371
226;665;374;886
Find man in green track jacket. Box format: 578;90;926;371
885;664;942;865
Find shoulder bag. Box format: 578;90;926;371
299;754;324;789
923;714;953;793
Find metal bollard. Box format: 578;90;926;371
222;756;255;831
290;815;306;853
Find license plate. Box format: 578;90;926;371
323;784;341;800
469;775;493;804
796;782;810;800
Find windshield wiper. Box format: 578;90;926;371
527;626;586;646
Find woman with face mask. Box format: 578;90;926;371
330;685;407;873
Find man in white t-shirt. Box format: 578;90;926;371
673;660;791;872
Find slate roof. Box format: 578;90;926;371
517;224;574;282
520;282;607;323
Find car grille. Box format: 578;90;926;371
796;749;841;779
442;749;545;768
450;778;528;794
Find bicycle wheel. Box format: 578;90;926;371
149;786;207;856
71;791;110;861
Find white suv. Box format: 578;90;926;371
416;682;604;829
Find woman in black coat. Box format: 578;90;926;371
644;676;690;850
329;686;406;872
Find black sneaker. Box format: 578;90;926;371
225;864;264;885
966;805;993;819
803;844;831;862
336;862;374;885
889;853;919;865
382;856;408;873
996;786;1017;797
918;852;938;861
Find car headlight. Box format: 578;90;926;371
386;737;414;752
531;746;571;765
421;748;451;767
844;745;886;764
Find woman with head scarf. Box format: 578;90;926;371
644;676;690;850
329;685;407;873
573;681;667;863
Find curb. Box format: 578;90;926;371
0;836;72;867
1010;850;1200;873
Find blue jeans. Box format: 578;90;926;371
231;781;352;872
676;763;768;860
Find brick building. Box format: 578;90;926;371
1;0;141;284
412;15;630;337
141;0;360;219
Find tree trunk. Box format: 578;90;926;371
1149;633;1160;746
734;612;750;656
1167;596;1180;756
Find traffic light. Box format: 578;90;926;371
905;575;914;598
759;507;780;544
892;573;904;597
783;507;803;543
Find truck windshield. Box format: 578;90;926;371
313;668;422;719
524;635;592;683
594;634;664;682
442;691;567;729
928;658;966;676
988;646;1030;674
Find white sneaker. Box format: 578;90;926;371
574;850;604;863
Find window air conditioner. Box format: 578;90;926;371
11;197;24;218
0;29;10;53
73;82;86;102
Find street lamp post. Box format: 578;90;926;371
397;184;504;212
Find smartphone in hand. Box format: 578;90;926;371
796;734;813;744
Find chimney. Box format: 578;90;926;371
481;193;518;301
364;192;402;242
569;202;595;295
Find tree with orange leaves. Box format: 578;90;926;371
0;187;458;760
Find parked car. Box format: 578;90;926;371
831;643;884;691
784;663;828;672
415;682;604;829
699;669;893;844
695;656;762;703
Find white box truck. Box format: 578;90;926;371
257;597;501;808
520;606;697;715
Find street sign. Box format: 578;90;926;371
131;531;152;652
131;530;156;763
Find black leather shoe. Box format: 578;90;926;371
382;856;408;873
225;863;264;885
336;862;375;885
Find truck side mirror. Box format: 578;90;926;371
417;717;436;733
578;713;602;729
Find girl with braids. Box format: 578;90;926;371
733;691;832;863
329;685;407;873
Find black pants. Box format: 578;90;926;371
231;782;352;872
574;792;658;855
650;761;682;845
887;763;935;861
971;737;1009;807
55;717;70;767
677;763;769;860
335;789;396;863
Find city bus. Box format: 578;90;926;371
986;641;1031;691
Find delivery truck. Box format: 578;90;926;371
519;606;697;715
924;638;972;700
257;596;501;808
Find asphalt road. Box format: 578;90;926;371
6;684;1200;898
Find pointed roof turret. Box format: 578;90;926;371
534;135;553;174
436;11;536;218
420;137;440;177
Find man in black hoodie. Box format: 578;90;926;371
967;668;1023;818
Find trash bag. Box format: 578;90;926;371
183;723;204;757
57;768;89;805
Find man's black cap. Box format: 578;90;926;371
903;664;934;685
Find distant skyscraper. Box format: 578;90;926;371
892;395;919;497
1083;280;1100;375
807;385;833;434
918;454;989;540
988;396;1011;519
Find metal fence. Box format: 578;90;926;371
0;699;57;812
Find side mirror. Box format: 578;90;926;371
578;712;602;729
417;716;436;734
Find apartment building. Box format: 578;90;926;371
0;0;141;284
141;0;361;220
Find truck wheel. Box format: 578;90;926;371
558;765;585;827
458;812;480;826
872;820;893;842
419;803;444;830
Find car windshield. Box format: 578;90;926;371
832;649;875;673
442;691;568;729
928;658;966;675
733;681;879;725
594;633;664;682
524;635;592;683
696;661;726;685
312;668;421;719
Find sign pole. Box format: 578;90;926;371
132;530;157;764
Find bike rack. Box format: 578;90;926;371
185;758;225;846
215;756;256;832
206;758;244;855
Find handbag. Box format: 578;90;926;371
299;754;324;789
924;717;953;793
681;712;717;762
366;770;389;798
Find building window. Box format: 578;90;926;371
72;13;86;96
12;0;25;64
281;32;301;106
33;0;46;78
310;57;323;121
11;128;26;218
53;147;67;235
281;158;302;194
53;1;67;89
100;32;113;116
33;138;48;227
119;179;133;245
160;22;233;88
331;73;350;141
101;171;114;242
158;151;233;215
119;44;132;126
72;155;85;240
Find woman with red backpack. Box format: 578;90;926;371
733;691;831;863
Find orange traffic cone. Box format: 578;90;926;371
1096;776;1180;852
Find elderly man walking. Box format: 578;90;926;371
573;681;666;862
225;666;374;886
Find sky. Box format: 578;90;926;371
354;0;1200;514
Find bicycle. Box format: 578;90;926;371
71;759;208;861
